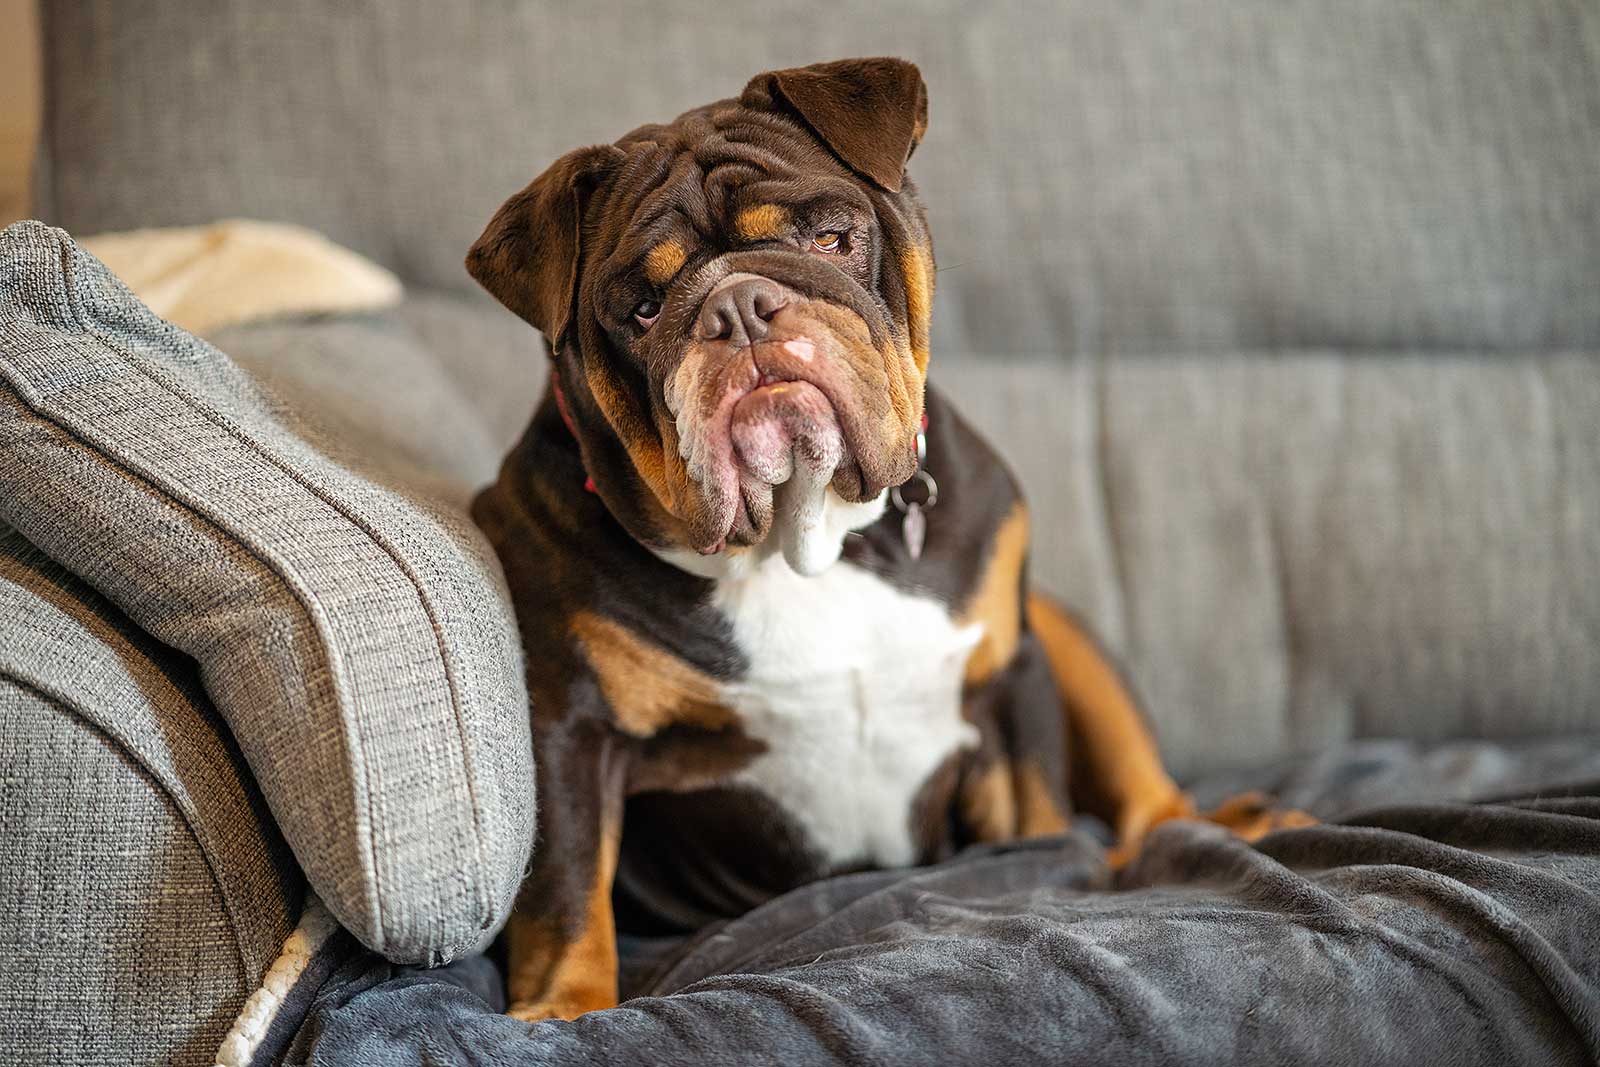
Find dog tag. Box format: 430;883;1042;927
891;462;938;563
902;502;927;560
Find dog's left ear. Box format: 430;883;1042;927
742;57;928;193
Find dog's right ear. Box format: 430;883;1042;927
467;145;627;351
742;58;928;194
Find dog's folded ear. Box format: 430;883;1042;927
466;144;627;349
742;58;928;193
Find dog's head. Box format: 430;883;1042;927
468;58;934;575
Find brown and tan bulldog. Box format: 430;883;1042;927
467;57;1307;1022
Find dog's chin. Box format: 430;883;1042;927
721;379;849;574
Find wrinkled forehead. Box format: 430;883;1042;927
585;105;875;279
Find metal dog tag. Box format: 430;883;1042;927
902;502;927;560
890;428;938;562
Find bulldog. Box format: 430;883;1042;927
468;57;1306;1022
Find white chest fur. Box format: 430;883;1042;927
710;554;983;870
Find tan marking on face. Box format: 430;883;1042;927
570;611;733;737
961;504;1030;686
795;299;922;463
1014;763;1071;837
504;822;621;1021
899;245;933;374
583;359;639;442
643;239;687;285
960;761;1018;842
656;355;748;545
1023;592;1186;847
582;358;677;509
734;203;791;241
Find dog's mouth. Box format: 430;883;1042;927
728;373;845;561
665;303;906;571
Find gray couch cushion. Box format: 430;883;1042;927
941;349;1600;777
210;310;510;510
0;523;300;1067
0;221;535;964
393;289;548;459
35;0;1600;356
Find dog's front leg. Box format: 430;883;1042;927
955;640;1074;845
504;718;627;1022
1025;592;1313;863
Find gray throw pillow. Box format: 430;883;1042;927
0;221;534;964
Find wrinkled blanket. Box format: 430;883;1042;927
275;740;1600;1066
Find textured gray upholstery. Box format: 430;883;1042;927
393;289;548;458
0;221;534;964
941;350;1600;776
36;0;1600;357
0;524;301;1067
210;311;512;509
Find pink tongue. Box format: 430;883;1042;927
729;381;842;485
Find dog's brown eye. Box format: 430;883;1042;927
633;299;662;329
812;231;845;253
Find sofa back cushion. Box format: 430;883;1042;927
944;349;1600;778
34;0;1600;357
0;221;535;964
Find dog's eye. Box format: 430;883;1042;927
633;299;662;329
812;231;845;254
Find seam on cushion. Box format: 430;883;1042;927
1088;352;1130;647
0;670;255;993
1264;507;1298;757
51;231;496;941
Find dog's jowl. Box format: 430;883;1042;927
468;57;1281;1022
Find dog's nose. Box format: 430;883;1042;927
697;274;787;347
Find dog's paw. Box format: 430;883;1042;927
1106;790;1197;869
506;1001;557;1023
505;992;614;1023
1200;790;1317;841
1107;789;1315;868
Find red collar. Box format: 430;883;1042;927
549;372;599;495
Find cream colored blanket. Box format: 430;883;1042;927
81;219;401;334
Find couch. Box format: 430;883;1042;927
4;2;1599;1064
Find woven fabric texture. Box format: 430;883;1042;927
209;312;507;511
0;220;534;964
36;0;1600;357
939;350;1600;777
0;523;300;1067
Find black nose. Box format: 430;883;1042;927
697;275;787;347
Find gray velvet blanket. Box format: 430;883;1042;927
276;740;1600;1066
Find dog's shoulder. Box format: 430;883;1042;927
472;402;747;726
